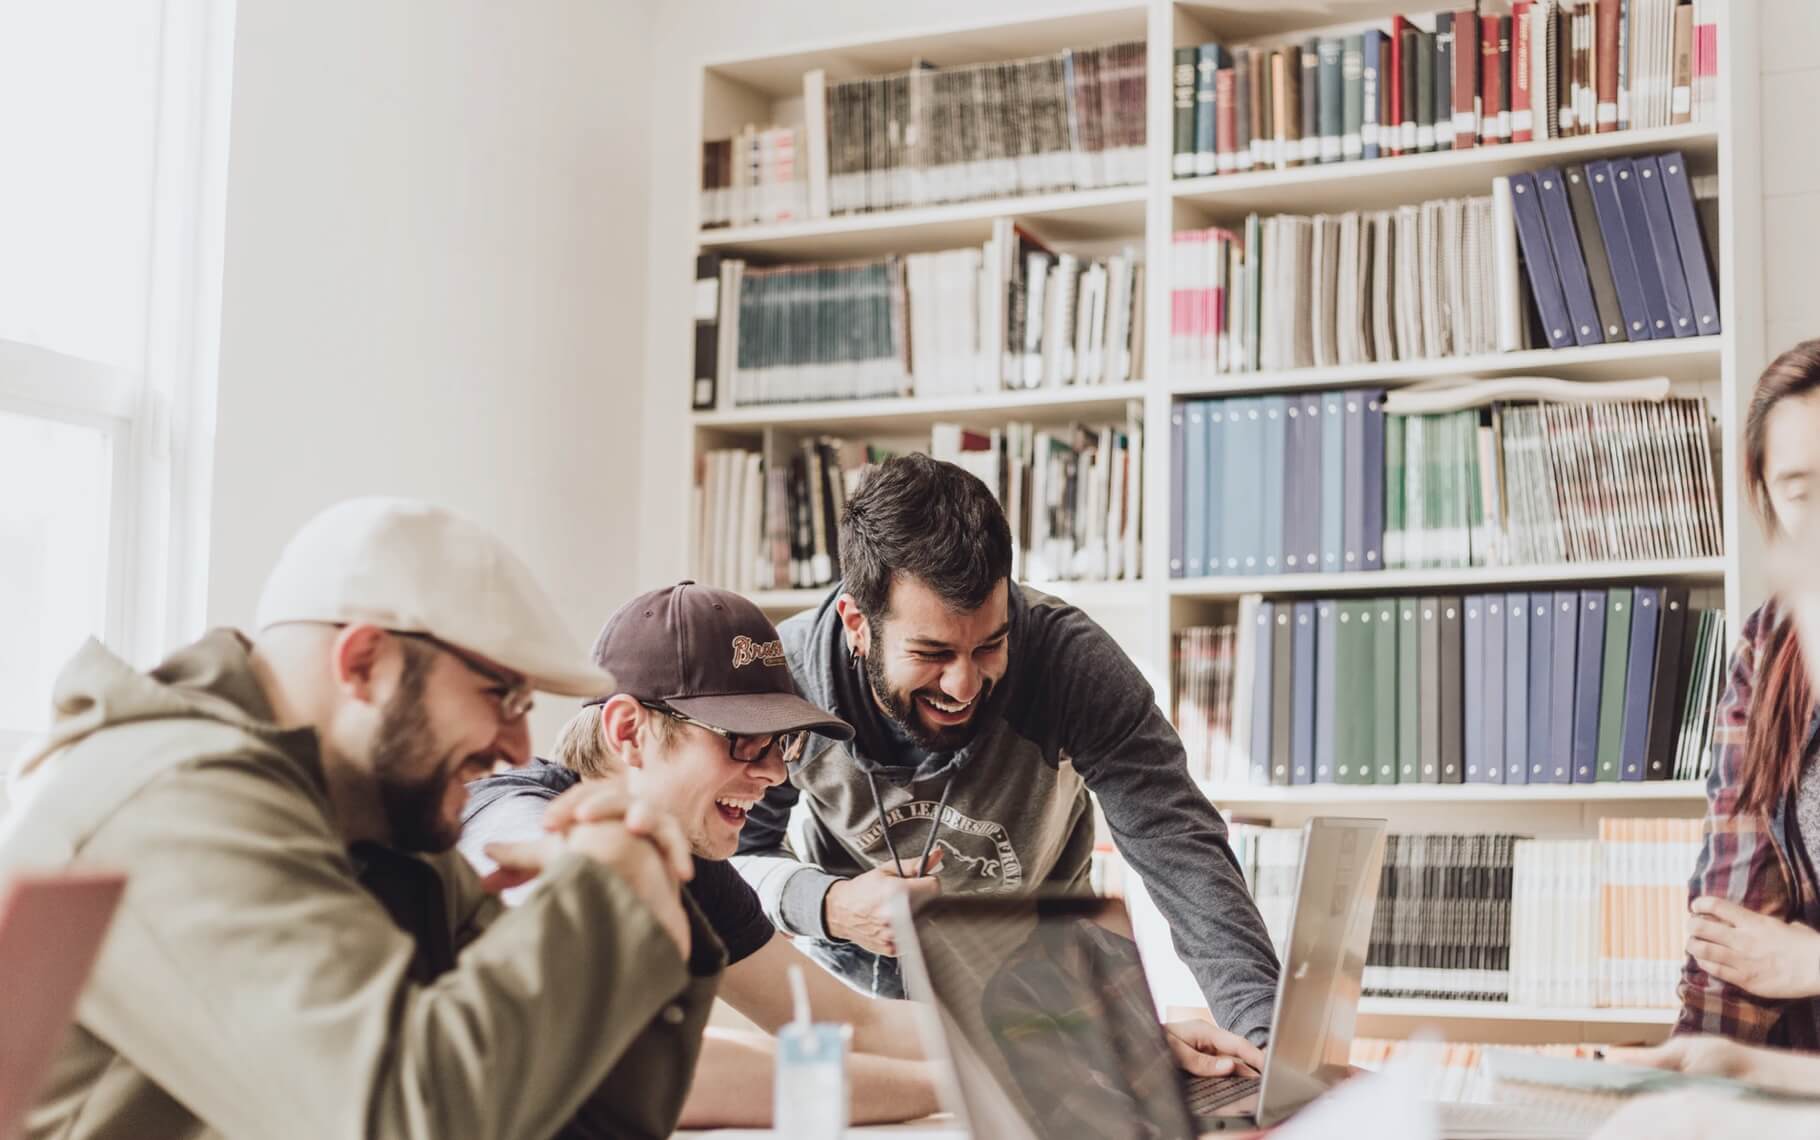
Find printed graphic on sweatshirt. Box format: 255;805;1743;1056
855;800;1023;890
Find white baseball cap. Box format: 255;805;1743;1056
255;497;612;697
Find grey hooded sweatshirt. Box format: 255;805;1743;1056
732;584;1281;1043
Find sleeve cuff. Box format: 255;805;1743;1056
779;866;845;941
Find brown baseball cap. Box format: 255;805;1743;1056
587;581;853;741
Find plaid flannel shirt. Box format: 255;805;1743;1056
1677;601;1820;1048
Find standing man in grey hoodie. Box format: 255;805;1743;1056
734;454;1281;1056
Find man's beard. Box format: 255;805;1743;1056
370;657;461;853
863;644;992;753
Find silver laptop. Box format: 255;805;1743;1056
892;816;1388;1137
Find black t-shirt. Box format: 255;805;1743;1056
684;855;775;966
462;759;776;966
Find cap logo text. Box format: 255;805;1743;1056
732;635;785;669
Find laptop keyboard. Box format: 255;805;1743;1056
1184;1074;1260;1115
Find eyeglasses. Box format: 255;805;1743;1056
639;701;806;767
396;632;535;722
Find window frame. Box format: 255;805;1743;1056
0;0;236;756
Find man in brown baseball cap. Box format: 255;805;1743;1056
461;581;940;1129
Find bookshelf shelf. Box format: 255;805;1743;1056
694;381;1149;433
1168;338;1722;400
1201;781;1706;805
744;579;1148;615
1171;124;1721;218
743;589;826;613
697;184;1149;259
1169;558;1727;601
1357;998;1678;1025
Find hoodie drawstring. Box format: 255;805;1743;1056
865;770;955;880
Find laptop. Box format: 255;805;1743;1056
0;871;126;1140
892;816;1387;1137
894;817;1604;1139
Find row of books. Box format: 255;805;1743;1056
691;439;872;593
1235;821;1699;1008
1387;396;1722;570
941;418;1147;584
1170;197;1511;377
1509;820;1702;1009
1170;2;1719;179
1168;151;1717;379
1176;587;1726;788
699;124;807;230
1167;390;1721;580
690;417;1146;591
699;41;1150;228
691;228;1144;408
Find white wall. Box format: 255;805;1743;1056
211;0;654;744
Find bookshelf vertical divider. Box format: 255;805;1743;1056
683;0;1760;1047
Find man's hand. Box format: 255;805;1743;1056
824;849;943;956
1162;1019;1265;1079
1686;896;1820;1000
485;781;696;958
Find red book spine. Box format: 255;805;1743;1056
1453;10;1479;149
1480;18;1502;144
1596;0;1620;131
1512;2;1534;142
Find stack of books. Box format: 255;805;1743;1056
1233;818;1702;1010
1171;3;1720;178
1507;819;1702;1009
692;228;1144;408
1169;151;1718;379
1169;389;1721;580
700;39;1148;226
1180;588;1725;787
699;125;808;229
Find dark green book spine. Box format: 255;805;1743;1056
1595;588;1634;781
1372;597;1397;783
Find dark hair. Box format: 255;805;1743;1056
1739;340;1820;815
839;453;1013;619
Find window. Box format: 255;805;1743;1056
0;0;236;752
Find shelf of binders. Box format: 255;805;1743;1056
1168;338;1722;399
697;184;1149;260
1170;557;1726;601
1201;780;1705;804
1355;998;1678;1025
694;381;1148;432
1170;123;1720;218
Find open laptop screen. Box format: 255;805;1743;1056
901;894;1200;1140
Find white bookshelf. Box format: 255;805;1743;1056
699;184;1149;259
695;381;1148;432
1202;781;1706;806
1170;338;1722;397
1357;998;1677;1026
681;0;1760;1045
1171;557;1728;600
1171;122;1720;215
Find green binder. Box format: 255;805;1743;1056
1372;597;1398;784
1335;600;1378;784
1595;587;1634;781
1397;598;1420;783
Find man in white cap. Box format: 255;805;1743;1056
0;498;722;1140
